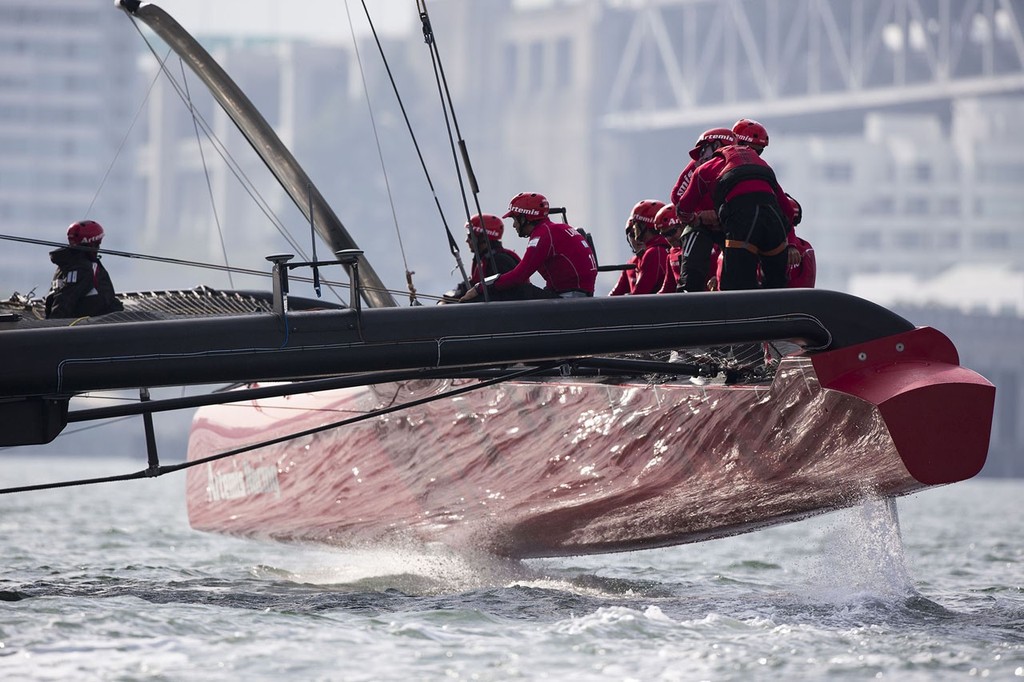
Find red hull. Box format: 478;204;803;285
185;327;993;558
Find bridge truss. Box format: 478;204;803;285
602;0;1024;129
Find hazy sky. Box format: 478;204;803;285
155;0;415;40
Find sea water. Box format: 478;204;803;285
0;455;1021;681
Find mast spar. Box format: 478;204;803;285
117;0;397;308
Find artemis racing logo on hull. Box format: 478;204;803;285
206;462;280;502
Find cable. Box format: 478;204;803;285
180;59;234;289
0;362;555;495
345;0;418;305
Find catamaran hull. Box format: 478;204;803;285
184;326;993;558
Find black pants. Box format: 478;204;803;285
719;192;789;291
678;226;723;292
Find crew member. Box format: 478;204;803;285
675;139;795;290
460;192;597;301
45;219;123;319
670;128;736;291
442;214;543;302
784;194;816;288
614;199;669;295
732;118;807;280
608;214;643;296
654;204;684;293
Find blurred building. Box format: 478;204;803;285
0;1;137;295
134;37;352;290
771;98;1024;292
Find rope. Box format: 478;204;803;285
85;45;171;219
358;0;471;295
0;233;451;303
0;362;555;495
344;0;418;305
180;59;234;289
415;0;498;297
125;14;315;268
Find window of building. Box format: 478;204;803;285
894;230;927;248
821;162;852;182
555;38;572;89
912;162;932;181
503;43;517;93
938;197;961;216
974;197;1024;218
861;197;895;215
854;231;883;249
997;371;1018;445
905;196;929;214
977;162;1024;183
528;41;544;90
974;231;1010;249
935;232;961;249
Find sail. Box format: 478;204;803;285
118;1;397;308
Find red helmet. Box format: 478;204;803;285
467;214;504;240
629;199;665;231
502;192;549;220
67;220;104;246
689;127;737;160
654;204;683;234
732;118;769;148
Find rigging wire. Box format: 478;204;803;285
357;0;472;295
0;362;555;495
415;0;498;297
0;233;448;304
124;14;333;293
344;0;419;306
85;47;172;219
179;59;234;289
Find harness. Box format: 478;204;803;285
712;147;787;257
711;146;780;209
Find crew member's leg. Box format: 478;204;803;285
678;227;715;292
753;202;791;289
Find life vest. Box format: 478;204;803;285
711;145;780;209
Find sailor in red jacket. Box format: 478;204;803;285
611;200;670;295
783;194;816;288
671;128;736;291
654;204;683;293
608;215;643;296
443;214;539;302
460;192;598;301
675;139;795;290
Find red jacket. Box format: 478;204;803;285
786;234;816;288
609;254;639;296
631;234;671;295
675;146;794;226
494;218;598;295
670;159;697;208
659;245;682;293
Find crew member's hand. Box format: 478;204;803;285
695;209;719;227
787;245;802;266
458;286;480;303
706;276;719;291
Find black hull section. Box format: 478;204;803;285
2;290;907;397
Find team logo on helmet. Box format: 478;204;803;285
654;204;682;233
502;192;549;219
689;128;737;160
467;214;504;240
67;219;104;246
629;199;666;227
732;119;769;147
